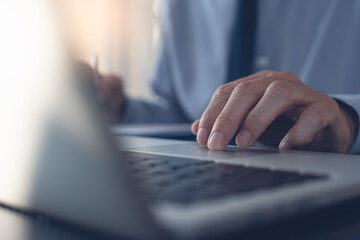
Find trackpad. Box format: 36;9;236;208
128;143;279;162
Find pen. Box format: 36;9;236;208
90;54;100;86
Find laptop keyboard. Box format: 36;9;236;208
123;151;328;204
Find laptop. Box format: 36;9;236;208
2;1;360;239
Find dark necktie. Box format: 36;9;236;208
227;0;258;83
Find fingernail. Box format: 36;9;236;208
197;128;209;145
208;132;225;150
279;141;290;150
236;130;251;147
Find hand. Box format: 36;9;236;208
192;70;358;153
77;62;125;123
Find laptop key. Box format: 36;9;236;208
123;151;328;205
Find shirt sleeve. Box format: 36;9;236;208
121;33;189;123
331;94;360;154
121;96;189;123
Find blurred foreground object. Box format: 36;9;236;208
0;0;71;170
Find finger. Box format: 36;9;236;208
279;102;333;150
207;78;273;150
197;83;236;145
192;119;200;135
197;73;270;145
235;80;307;148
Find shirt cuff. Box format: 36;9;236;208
330;94;360;154
121;96;145;123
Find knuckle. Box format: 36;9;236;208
246;112;264;128
213;85;232;99
279;71;293;76
326;96;339;109
199;112;217;128
278;71;299;82
200;111;214;123
217;114;236;128
233;82;259;98
306;109;325;129
259;69;273;76
266;81;291;102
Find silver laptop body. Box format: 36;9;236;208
2;1;360;239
